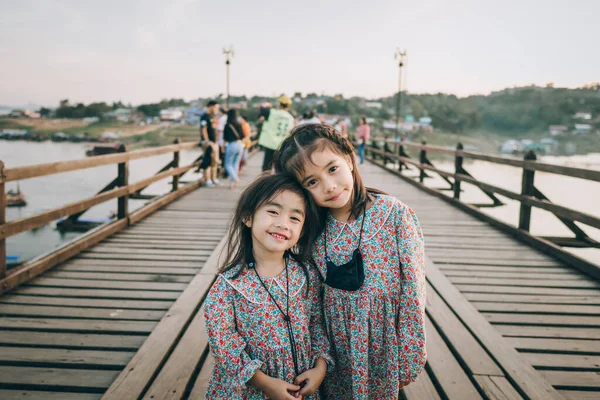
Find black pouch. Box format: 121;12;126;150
325;248;365;291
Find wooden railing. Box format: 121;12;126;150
0;139;204;293
366;138;600;277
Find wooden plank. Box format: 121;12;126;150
45;271;194;283
0;304;165;320
433;259;563;267
445;271;584;280
464;293;600;305
506;337;600;353
541;370;600;388
25;277;188;291
83;247;212;257
438;265;570;273
496;325;600;340
455;285;598;296
472;375;523;400
450;277;599;289
473;302;600;315
424;316;481;399
0;331;146;350
426;285;503;376
0;187;129;240
425;257;562;399
559;390;600;400
57;264;199;275
3;141;199;182
485;313;600;327
402;371;441;400
102;234;227;400
77;253;207;263
97;241;218;250
15;286;181;300
142;306;210;399
188;353;214;400
0;219;127;295
522;352;600;370
0;365;119;390
0;295;173;310
62;259;203;268
0;346;134;368
0;390;101;400
0;317;155;334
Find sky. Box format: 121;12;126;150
1;0;598;107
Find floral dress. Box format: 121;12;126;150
204;257;333;399
314;194;426;399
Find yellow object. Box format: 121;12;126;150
277;95;292;106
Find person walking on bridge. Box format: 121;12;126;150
258;95;295;172
200;100;221;187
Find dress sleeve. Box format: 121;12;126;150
307;266;335;373
204;276;265;390
394;202;427;383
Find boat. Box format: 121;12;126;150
86;143;123;157
7;183;26;207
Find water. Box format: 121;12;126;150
1;141;203;266
417;153;600;267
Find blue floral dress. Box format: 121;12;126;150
314;194;427;399
204;257;333;399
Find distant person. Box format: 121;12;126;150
357;117;370;164
223;109;245;189
257;95;295;171
199;100;220;187
338;119;348;138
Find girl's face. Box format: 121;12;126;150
246;190;306;256
299;148;354;211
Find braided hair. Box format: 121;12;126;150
273;123;384;222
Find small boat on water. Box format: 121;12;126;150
7;184;27;207
86;143;123;157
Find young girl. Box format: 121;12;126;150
204;173;333;399
274;124;426;399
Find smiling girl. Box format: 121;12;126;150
204;173;333;399
274;124;426;399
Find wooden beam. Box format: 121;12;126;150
101;234;228;400
0;187;128;240
0;219;127;295
367;157;600;281
3;141;199;182
0;160;5;279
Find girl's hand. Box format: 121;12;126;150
295;358;327;396
262;376;303;400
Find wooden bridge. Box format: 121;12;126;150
0;139;599;399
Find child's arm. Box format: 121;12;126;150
394;202;427;383
203;276;266;390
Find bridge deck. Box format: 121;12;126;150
0;155;598;399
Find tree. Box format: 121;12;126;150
38;107;51;117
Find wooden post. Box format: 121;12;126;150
419;141;427;183
454;142;464;200
519;150;537;231
0;161;5;279
117;144;129;220
397;143;403;171
172;138;181;192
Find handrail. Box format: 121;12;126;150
0;139;202;288
367;140;600;251
374;138;600;183
1;141;199;183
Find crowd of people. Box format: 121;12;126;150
198;96;370;186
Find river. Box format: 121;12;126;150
1;141;203;267
1;141;599;269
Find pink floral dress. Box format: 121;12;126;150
314;194;426;399
204;257;333;399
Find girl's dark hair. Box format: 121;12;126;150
226;108;243;134
360;117;367;124
219;173;322;282
273;123;385;221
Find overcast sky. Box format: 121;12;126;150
1;0;598;107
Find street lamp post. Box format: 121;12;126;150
223;45;234;109
394;49;407;141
